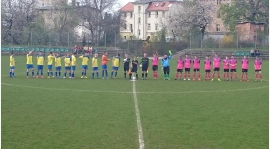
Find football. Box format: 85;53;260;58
132;77;136;80
139;64;142;67
124;59;127;62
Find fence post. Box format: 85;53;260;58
30;31;32;45
189;33;191;48
68;32;70;47
200;33;202;48
255;32;257;49
236;33;238;49
104;33;107;47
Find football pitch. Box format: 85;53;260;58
1;55;269;149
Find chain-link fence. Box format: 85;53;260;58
189;32;269;49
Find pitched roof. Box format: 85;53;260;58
119;2;134;12
146;1;174;11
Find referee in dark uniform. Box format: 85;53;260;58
123;53;131;79
140;53;149;80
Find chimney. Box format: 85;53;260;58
76;2;80;6
72;0;76;6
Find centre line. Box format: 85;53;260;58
132;81;145;149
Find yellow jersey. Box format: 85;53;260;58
55;56;62;67
47;55;55;65
71;55;76;66
112;56;120;67
37;54;45;65
92;57;98;67
79;55;89;66
10;56;15;66
26;54;33;64
64;56;72;67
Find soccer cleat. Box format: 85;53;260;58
188;78;190;81
246;80;249;82
26;76;28;78
142;78;144;80
81;76;84;79
63;77;66;78
193;78;195;81
84;76;88;79
164;78;166;80
41;76;44;78
36;76;39;78
183;78;186;81
198;78;201;81
218;78;221;81
47;76;50;78
240;80;243;82
145;78;147;80
102;77;104;79
52;76;55;78
211;79;214;81
167;78;170;80
174;78;177;80
106;77;109;79
69;77;72;79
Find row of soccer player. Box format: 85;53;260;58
9;50;263;81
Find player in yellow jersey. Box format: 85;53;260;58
47;52;55;78
111;54;120;78
64;53;72;78
92;53;99;79
9;52;16;77
26;49;35;78
79;52;90;78
36;51;45;78
55;53;64;78
71;52;77;79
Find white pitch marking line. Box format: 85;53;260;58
1;83;268;94
132;81;145;149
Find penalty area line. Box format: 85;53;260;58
132;81;145;149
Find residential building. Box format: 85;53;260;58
119;0;178;41
236;22;265;41
36;0;68;7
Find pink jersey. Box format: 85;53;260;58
223;59;230;69
241;59;249;69
204;60;211;70
177;59;184;69
184;58;191;68
193;58;200;69
254;59;262;70
213;57;221;68
152;57;158;66
230;59;237;69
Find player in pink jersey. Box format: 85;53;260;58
192;56;201;81
241;56;249;82
212;54;221;81
152;52;159;79
204;56;211;81
254;56;262;82
175;56;184;80
229;55;238;81
184;55;191;81
222;56;230;81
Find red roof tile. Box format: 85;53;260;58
146;1;174;11
119;2;134;12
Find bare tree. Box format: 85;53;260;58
166;1;215;40
1;0;37;45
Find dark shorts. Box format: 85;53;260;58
255;69;261;72
142;66;148;71
131;68;137;73
224;69;229;72
205;70;211;72
214;68;220;71
185;68;190;72
230;69;236;72
152;65;158;71
193;69;200;72
177;69;183;72
124;66;129;71
242;69;248;72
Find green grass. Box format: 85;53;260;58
1;56;269;149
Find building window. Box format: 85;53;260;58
138;6;141;12
130;24;133;31
217;0;220;4
148;12;151;18
162;11;165;17
156;11;158;18
216;24;220;31
123;13;127;17
130;12;133;18
155;24;158;30
138;18;141;24
124;36;127;40
124;24;127;30
138;30;141;36
42;3;44;6
148;24;151;30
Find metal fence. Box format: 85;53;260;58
189;32;269;49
